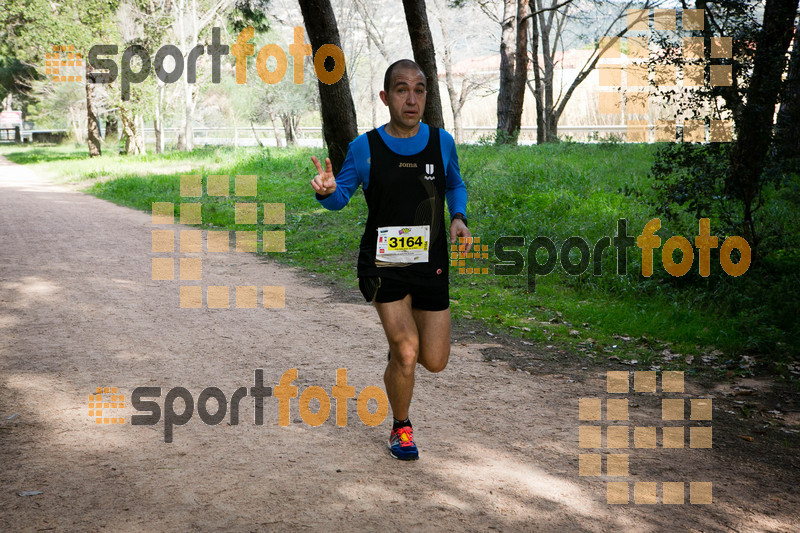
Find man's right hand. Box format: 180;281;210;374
310;156;336;196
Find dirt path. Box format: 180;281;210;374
0;156;797;532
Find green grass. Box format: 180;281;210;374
2;141;794;372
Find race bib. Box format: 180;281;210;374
376;225;430;263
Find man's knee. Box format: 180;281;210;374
389;340;419;376
419;348;449;373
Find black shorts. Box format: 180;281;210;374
358;276;449;311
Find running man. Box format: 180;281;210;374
310;59;471;460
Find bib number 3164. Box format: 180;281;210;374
376;225;430;263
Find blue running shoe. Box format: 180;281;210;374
388;425;419;461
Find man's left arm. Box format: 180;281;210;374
442;132;472;252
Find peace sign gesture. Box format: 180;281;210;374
309;156;337;196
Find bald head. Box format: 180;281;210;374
383;59;426;93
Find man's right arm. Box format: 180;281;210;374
315;148;360;211
313;135;371;211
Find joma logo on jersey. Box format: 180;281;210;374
399;162;417;168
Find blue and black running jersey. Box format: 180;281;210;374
357;126;449;285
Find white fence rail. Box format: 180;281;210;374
21;125;633;147
137;125;631;148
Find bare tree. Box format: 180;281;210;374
496;0;529;143
354;0;392;127
174;0;232;151
528;0;545;144
81;0;121;156
112;0;157;155
132;0;174;154
353;0;391;61
474;0;574;144
528;0;661;142
433;0;487;143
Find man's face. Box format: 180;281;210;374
380;67;427;131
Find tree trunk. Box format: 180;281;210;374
402;0;445;129
510;0;529;140
529;1;544;144
291;114;300;142
267;107;284;148
497;0;529;144
436;0;463;143
187;0;198;151
773;24;800;167
250;120;264;147
154;119;162;154
154;83;164;154
182;69;195;152
177;0;195;152
547;102;558;141
69;105;84;143
120;107;145;155
298;0;359;175
71;118;82;143
727;0;799;252
538;0;557;142
86;63;102;157
281;114;296;146
497;0;516;143
138;114;147;155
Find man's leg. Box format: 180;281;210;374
413;306;451;373
375;296;418;421
375;298;451;421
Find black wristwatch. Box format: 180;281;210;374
451;213;468;226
